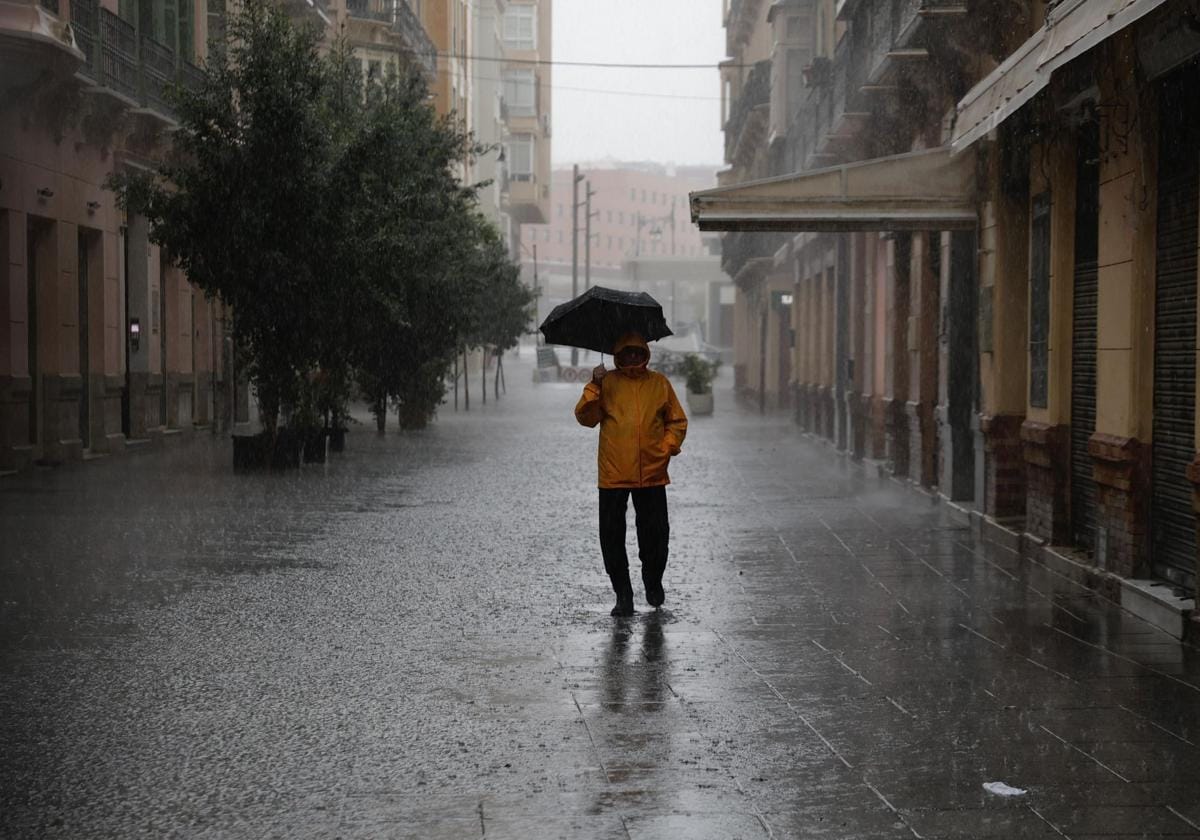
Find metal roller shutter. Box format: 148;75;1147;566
1152;70;1200;589
1071;123;1100;552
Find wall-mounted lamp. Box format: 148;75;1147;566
129;318;141;352
86;200;101;214
36;187;54;199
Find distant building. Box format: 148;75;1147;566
523;163;728;347
499;0;553;237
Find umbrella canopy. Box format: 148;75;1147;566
539;286;673;355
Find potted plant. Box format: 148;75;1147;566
680;353;720;416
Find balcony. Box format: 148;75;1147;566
346;0;437;82
98;8;138;103
726;0;765;54
505;174;547;224
347;0;391;22
724;59;771;167
788;36;871;171
281;0;330;26
720;231;787;286
393;0;436;81
0;0;85;89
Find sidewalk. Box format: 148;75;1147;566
1;351;1198;839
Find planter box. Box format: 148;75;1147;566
232;430;303;471
328;427;347;452
302;428;327;464
687;390;714;416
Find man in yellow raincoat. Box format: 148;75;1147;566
575;332;688;616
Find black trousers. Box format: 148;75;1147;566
598;486;669;593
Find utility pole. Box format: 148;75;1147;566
570;164;582;366
532;243;539;335
670;198;676;256
585;181;596;293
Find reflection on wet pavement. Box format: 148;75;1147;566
1;354;1198;839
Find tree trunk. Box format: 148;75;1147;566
375;397;386;432
453;353;459;411
500;355;506;394
481;346;487;405
494;352;502;399
463;349;470;411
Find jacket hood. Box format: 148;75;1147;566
613;332;650;369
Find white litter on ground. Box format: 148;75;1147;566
983;781;1027;797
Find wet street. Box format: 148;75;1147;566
2;352;1199;840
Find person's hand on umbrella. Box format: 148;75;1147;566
591;364;607;385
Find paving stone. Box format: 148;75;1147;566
1;355;1198;838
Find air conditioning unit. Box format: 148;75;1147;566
541;113;551;137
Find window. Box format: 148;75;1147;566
651;191;657;204
618;211;624;224
367;60;382;83
1029;193;1051;408
557;203;563;218
640;189;646;202
558;230;563;244
630;188;636;201
502;69;536;116
502;3;536;50
507;133;534;180
607;210;612;223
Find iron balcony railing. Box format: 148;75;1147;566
68;0;205;122
179;59;204;96
346;0;392;23
100;8;139;101
71;0;100;81
140;33;176;116
346;0;436;79
724;59;771;162
393;0;436;79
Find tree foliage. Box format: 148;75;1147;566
113;0;534;441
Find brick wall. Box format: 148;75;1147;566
1090;433;1149;577
982;414;1025;520
1022;421;1070;544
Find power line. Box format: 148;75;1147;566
438;51;741;70
430;63;722;102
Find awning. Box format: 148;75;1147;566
951;0;1171;153
689;147;977;232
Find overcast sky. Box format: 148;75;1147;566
550;0;725;168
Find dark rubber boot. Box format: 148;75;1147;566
645;580;664;608
610;576;635;617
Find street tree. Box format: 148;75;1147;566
113;0;333;445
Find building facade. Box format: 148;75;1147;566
0;0;437;471
521;163;728;347
498;0;552;237
696;0;1200;622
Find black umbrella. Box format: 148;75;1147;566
539;286;673;355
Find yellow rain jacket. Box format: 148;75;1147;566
575;333;688;489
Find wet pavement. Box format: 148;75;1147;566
2;349;1200;840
